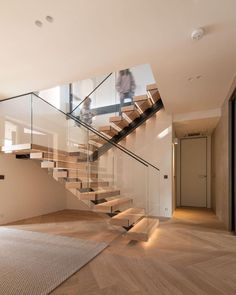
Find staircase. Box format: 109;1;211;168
83;83;163;160
3;142;159;242
0;81;161;242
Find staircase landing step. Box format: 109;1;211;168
126;217;159;242
110;207;145;227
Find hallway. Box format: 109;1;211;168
7;208;236;295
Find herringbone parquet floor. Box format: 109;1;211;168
8;208;236;295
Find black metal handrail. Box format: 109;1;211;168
0;91;160;171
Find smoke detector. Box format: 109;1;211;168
191;28;205;41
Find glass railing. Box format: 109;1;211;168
70;64;156;131
0;91;161;224
37;64;157;133
0;94;32;151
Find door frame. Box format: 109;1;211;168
178;136;210;208
229;89;236;232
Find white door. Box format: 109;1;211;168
180;137;207;207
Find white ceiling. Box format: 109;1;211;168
0;0;235;114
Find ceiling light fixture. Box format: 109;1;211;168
35;20;43;27
45;15;54;23
191;28;205;41
187;75;203;82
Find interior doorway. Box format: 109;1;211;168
180;137;207;207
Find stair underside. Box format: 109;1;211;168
126;217;159;242
110;207;145;227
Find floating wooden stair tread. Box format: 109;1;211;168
31;144;68;156
65;181;82;189
126;217;159;242
121;105;140;121
80;189;120;201
30;152;92;164
94;197;132;213
146;83;158;91
133;95;149;102
110;208;145;227
54;161;102;171
109;116;129;129
1;143;31;153
81;180;109;189
133;95;153;112
99;126;118;137
146;83;161;103
41;161;55;168
121;105;136;112
53;170;68;178
89;134;106;144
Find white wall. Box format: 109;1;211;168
0;154;67;224
211;99;230;228
98;109;173;217
122;110;173;217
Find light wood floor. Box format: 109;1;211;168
7;208;236;295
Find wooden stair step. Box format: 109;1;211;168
65;181;82;189
121;105;140;121
88;140;103;148
126;217;159;242
55;161;100;171
30;152;92;164
67;170;97;179
65;168;113;179
109;116;129;130
1;143;31;153
110;208;145;227
99;125;118;134
89;134;106;144
31;144;68;156
133;95;153;112
94;197;132;213
133;95;149;102
53;170;68;178
80;189;120;201
78;143;97;152
81;181;109;189
146;83;161;103
41;161;55;168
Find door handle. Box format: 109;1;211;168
199;175;207;178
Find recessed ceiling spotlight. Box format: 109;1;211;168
45;15;54;23
35;20;43;27
196;75;202;79
191;28;205;41
188;77;194;82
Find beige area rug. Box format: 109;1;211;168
0;227;107;295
